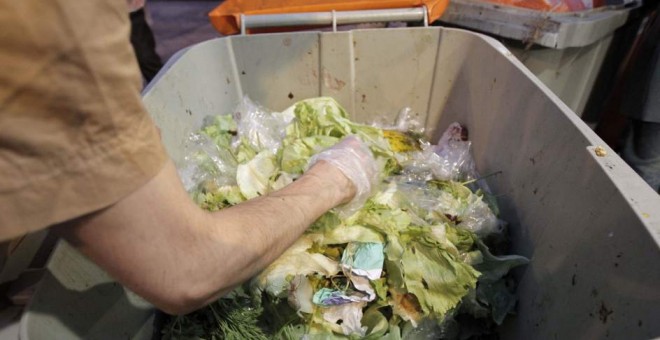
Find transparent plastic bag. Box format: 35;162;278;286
377;121;502;236
392;122;474;183
391;107;425;133
450;193;501;237
431;122;475;181
179;132;237;192
233;96;294;154
397;147;444;182
382;177;500;237
180;96;294;193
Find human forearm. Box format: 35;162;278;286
61;160;354;314
194;162;354;298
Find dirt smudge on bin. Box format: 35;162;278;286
322;69;346;91
598;302;613;324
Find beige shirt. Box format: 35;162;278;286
0;0;168;240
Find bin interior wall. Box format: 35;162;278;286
21;241;154;339
22;27;660;339
145;27;660;339
432;29;660;339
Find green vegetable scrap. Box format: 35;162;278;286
166;97;529;339
164;288;267;340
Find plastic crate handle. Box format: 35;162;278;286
239;7;429;34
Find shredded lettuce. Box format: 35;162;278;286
167;97;529;339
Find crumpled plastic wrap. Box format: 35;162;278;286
392;107;426;133
431;122;475;181
179;132;237;192
233;96;293;154
378;112;474;183
179;96;292;192
375;116;501;236
383;177;501;237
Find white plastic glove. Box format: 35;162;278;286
308;135;379;218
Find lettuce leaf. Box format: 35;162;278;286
236;151;277;199
399;238;480;319
253;236;341;297
175;97;529;339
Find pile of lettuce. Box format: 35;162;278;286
165;97;528;339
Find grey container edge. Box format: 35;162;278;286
440;0;638;49
439;0;640;117
20;27;660;340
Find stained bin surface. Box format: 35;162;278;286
21;27;660;339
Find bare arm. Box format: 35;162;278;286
59;159;355;315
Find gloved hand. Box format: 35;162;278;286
308;135;379;218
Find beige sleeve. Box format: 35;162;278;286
0;0;168;240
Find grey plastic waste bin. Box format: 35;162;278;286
440;0;637;116
20;27;660;339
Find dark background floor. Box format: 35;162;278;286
148;1;222;63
